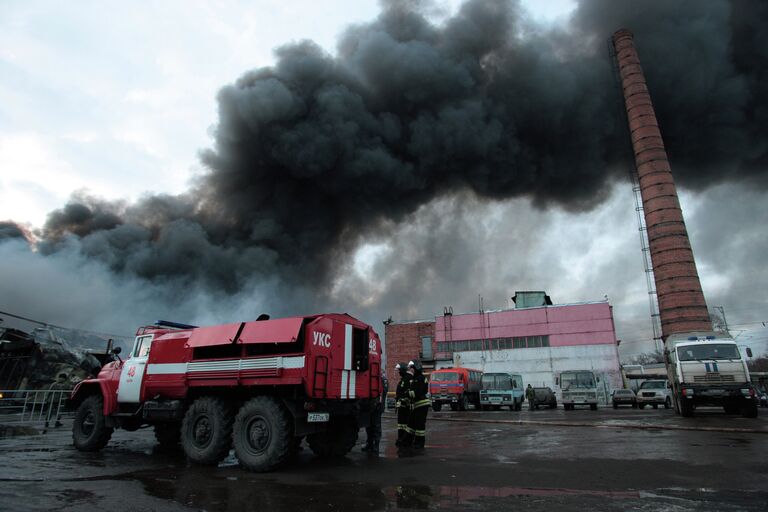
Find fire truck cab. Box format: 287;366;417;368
68;313;382;472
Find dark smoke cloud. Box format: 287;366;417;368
3;0;768;325
0;221;28;241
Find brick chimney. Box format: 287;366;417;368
612;29;712;338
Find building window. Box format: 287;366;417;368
527;336;541;348
421;336;433;359
470;340;482;351
513;337;526;349
542;335;550;347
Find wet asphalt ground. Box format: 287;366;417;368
1;406;766;511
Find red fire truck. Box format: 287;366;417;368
68;314;382;472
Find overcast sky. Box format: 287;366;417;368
1;0;766;360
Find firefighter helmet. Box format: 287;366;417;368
408;360;423;372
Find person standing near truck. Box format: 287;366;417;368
526;384;535;411
362;371;388;454
45;372;70;428
394;362;412;446
401;360;430;453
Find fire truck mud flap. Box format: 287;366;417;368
306;416;358;458
283;399;370;437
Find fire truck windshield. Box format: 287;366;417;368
431;372;459;382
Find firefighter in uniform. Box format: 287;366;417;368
401;360;429;452
394;362;411;446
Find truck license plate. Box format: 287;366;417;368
307;412;330;422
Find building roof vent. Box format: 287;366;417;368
512;291;552;309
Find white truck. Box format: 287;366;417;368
665;333;758;418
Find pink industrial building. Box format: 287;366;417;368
436;301;618;353
385;292;623;403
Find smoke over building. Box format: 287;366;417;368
1;1;767;335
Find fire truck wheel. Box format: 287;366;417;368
181;396;234;465
307;418;358;458
233;397;292;472
154;423;182;448
72;395;113;452
449;403;459;411
459;394;469;411
432;403;442;412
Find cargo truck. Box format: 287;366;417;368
665;333;758;418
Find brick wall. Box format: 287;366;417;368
384;321;435;386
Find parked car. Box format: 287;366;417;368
532;387;557;409
637;379;672;409
611;389;637;409
758;389;768;408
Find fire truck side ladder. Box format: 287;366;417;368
369;361;380;397
312;356;329;397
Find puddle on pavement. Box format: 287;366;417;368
0;425;42;438
132;470;646;512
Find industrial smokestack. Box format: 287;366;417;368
612;29;712;338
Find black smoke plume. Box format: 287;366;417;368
3;0;767;322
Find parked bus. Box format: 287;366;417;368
558;370;600;410
480;372;524;411
429;367;483;411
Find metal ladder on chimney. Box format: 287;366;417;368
608;39;664;354
631;173;664;353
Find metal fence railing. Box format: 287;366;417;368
0;389;73;427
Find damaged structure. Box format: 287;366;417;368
0;324;108;390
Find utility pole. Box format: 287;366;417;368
714;306;729;333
